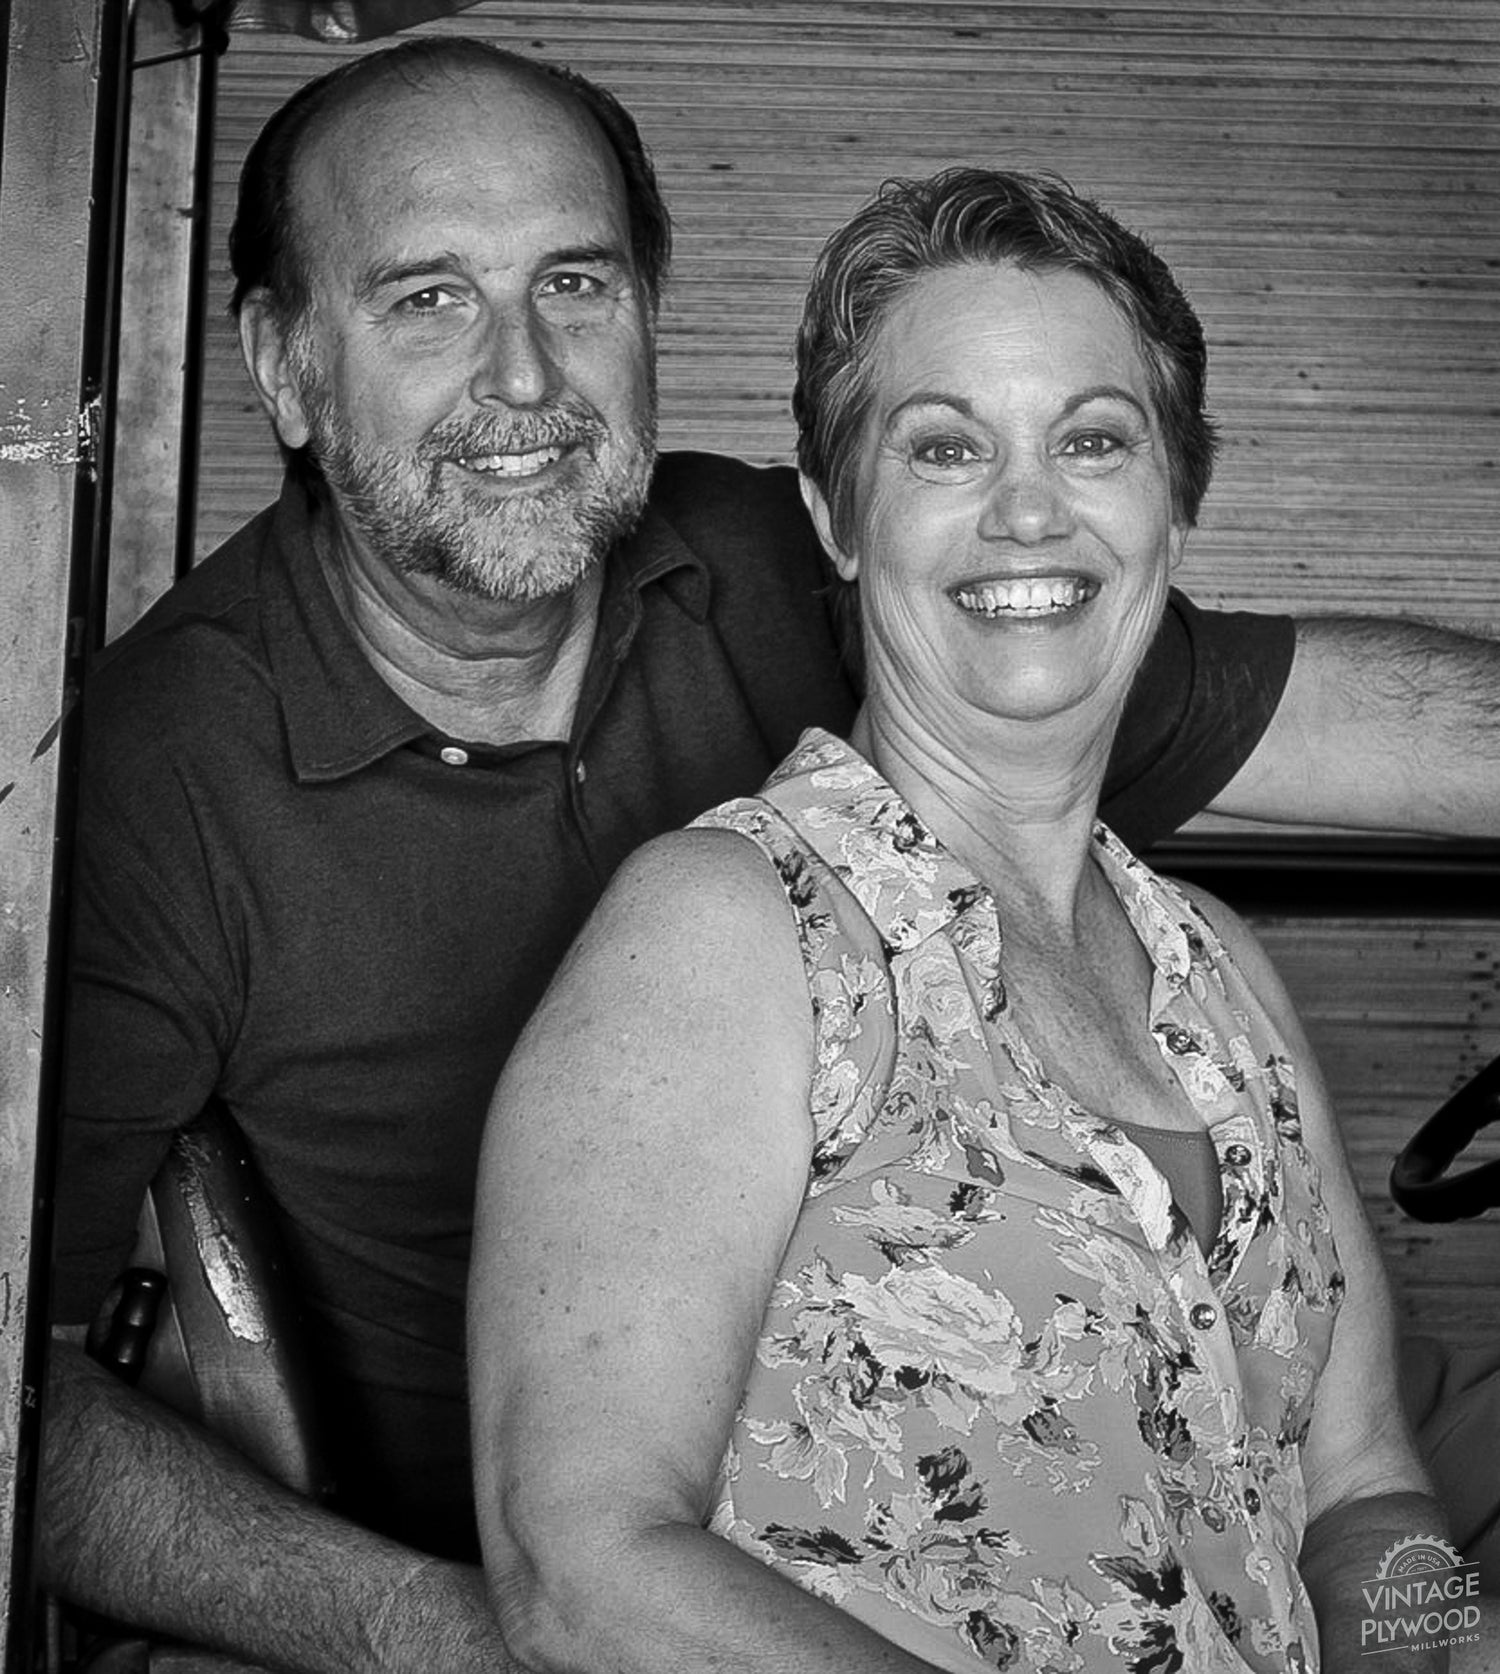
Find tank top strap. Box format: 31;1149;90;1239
693;794;897;1184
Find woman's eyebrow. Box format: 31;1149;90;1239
1059;384;1152;421
882;384;1152;435
881;392;977;434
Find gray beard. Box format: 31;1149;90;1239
302;390;657;604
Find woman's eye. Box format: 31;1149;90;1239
1061;429;1125;459
912;436;978;468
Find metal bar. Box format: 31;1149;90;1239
0;2;129;1667
1146;835;1500;919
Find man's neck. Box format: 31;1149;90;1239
316;518;605;747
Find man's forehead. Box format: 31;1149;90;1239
289;62;627;264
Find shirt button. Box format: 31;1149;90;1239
1225;1143;1251;1167
1189;1302;1218;1331
575;759;587;784
439;746;469;767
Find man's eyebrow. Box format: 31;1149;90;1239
353;252;464;302
544;242;631;270
354;243;634;304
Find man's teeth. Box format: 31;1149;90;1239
459;445;565;477
954;576;1092;617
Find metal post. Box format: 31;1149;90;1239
0;2;130;1667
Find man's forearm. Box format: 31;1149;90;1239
1212;615;1500;836
1302;1489;1455;1672
40;1341;511;1674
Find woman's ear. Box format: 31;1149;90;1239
1168;521;1189;573
798;474;860;583
238;292;313;451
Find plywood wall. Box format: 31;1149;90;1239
1259;916;1500;1348
199;1;1499;633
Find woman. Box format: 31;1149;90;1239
469;170;1441;1673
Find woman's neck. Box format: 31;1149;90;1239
852;696;1119;932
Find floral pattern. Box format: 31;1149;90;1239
695;731;1342;1673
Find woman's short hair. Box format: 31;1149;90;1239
228;36;673;324
794;167;1218;553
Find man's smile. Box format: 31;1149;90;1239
455;444;569;479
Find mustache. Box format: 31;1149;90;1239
422;404;607;461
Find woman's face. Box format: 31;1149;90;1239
814;260;1187;739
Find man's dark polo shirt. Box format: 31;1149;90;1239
55;450;1293;1558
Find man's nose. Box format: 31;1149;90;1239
470;306;558;407
976;456;1072;544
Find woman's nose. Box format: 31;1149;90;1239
977;459;1072;544
470;307;558;408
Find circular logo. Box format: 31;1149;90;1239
1376;1534;1466;1579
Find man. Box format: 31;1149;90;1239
42;36;1499;1674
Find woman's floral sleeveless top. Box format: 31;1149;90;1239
694;730;1342;1673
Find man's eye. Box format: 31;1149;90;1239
912;436;979;468
394;287;455;315
540;272;605;299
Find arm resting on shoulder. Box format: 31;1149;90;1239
1210;615;1500;835
40;1339;510;1674
470;831;955;1674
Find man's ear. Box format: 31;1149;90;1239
798;473;860;583
238;292;312;450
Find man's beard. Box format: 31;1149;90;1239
297;374;657;604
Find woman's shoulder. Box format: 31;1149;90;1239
1167;874;1302;1038
516;825;818;1117
573;826;812;1009
608;822;795;919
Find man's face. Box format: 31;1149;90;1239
274;65;657;603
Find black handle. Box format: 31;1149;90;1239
87;1267;168;1385
1390;1055;1500;1222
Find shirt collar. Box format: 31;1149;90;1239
760;729;1201;1014
761;729;997;956
260;473;709;783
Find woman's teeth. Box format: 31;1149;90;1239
459;446;565;477
954;576;1093;617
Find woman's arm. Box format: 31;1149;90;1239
1179;882;1451;1672
468;828;956;1674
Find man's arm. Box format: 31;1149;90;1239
1210;615;1500;835
40;1340;512;1674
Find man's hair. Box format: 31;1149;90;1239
228;35;673;323
794;166;1217;553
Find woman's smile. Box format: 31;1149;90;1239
950;572;1099;619
836;260;1182;726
